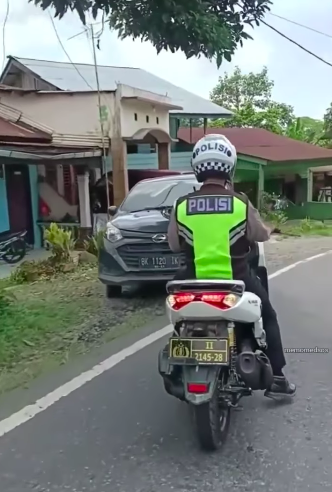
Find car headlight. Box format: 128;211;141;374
106;222;122;242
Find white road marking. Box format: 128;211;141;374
0;250;331;438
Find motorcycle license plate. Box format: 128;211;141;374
169;338;229;365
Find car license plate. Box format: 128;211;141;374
139;255;180;269
169;338;229;365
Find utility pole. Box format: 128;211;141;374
90;23;111;216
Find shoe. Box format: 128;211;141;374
264;375;296;399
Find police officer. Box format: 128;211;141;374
168;133;296;399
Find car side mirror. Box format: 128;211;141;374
108;205;118;216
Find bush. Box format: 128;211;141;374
83;229;105;257
10;259;57;284
299;218;327;234
300;217;313;233
44;223;76;261
259;191;288;230
10;256;78;284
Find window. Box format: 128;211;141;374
156;117;159;124
134;113;138;121
146;115;149;123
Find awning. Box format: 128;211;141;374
0;117;51;143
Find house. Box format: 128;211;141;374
0;56;231;247
178;127;332;217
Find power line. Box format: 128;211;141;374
68;20;103;41
2;0;9;72
268;12;332;40
48;11;94;90
261;19;332;69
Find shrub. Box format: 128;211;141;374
44;223;76;262
300;217;313;233
10;259;57;284
259;191;288;230
83;229;105;257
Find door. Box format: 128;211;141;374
5;165;34;244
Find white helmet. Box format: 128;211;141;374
191;133;237;183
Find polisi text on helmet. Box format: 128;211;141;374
193;141;232;159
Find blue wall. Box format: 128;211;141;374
105;151;192;171
28;165;41;248
0;169;9;233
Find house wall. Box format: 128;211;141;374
0;92;113;136
120;99;169;137
39;182;78;221
0;91;171;140
287;202;332;220
37;165;78;221
0;170;9;233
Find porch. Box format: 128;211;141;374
264;160;332;221
0;150;102;249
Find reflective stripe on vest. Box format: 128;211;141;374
176;194;247;279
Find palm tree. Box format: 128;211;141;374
285;117;318;144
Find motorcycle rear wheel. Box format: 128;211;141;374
2;239;26;264
193;387;230;451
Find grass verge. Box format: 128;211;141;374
0;267;160;394
277;220;332;237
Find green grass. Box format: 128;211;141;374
280;220;332;237
0;267;157;394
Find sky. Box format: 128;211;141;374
0;0;332;120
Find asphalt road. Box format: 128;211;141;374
1;255;332;492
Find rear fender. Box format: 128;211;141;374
182;365;221;405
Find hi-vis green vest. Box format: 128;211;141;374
175;188;249;280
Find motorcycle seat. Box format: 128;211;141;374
0;230;26;242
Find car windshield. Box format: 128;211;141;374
120;179;201;213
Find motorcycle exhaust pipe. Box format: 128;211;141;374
236;349;273;390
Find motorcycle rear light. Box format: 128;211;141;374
167;292;239;310
168;293;195;309
187;383;209;394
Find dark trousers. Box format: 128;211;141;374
240;271;286;373
173;268;286;374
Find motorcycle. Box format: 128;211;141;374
0;230;27;264
158;242;273;451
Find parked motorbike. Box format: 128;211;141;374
0;230;27;264
158;242;273;451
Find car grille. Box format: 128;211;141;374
117;242;184;269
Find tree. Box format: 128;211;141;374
30;0;272;67
285;117;323;144
318;103;332;148
209;67;294;133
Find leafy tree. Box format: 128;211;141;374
300;116;324;136
322;103;332;143
285;117;322;144
209;66;294;132
210;66;273;111
30;0;272;67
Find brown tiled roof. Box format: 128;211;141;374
0;117;51;143
177;127;332;162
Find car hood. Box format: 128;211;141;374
112;210;169;233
